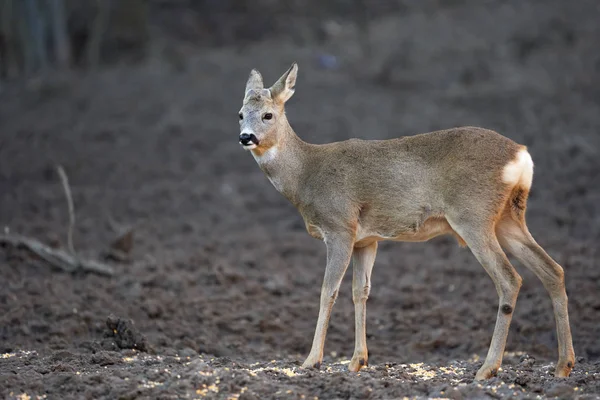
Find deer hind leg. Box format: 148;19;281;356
302;233;354;369
349;241;378;372
496;216;575;378
447;216;522;380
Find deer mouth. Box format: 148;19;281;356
239;133;259;149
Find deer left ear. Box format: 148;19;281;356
245;69;264;95
270;63;298;104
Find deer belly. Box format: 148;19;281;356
355;217;457;247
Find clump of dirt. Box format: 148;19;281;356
105;315;149;352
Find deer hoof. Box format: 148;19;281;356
475;364;499;380
349;356;368;372
555;359;574;377
301;358;322;370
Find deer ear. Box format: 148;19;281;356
270;63;298;104
245;69;264;95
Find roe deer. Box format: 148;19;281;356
237;63;575;380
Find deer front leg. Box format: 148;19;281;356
302;233;354;369
349;241;377;372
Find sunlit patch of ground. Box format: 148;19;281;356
1;351;37;359
1;349;599;399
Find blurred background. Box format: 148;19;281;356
1;0;599;396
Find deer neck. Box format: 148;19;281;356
251;120;308;205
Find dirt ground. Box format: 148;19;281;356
1;1;600;399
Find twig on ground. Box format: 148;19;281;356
0;233;114;276
56;165;75;254
0;165;114;276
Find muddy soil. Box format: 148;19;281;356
1;1;600;399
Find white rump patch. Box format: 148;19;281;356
502;148;533;189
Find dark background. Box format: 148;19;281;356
1;1;599;398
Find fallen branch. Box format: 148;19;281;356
0;165;114;276
0;233;114;276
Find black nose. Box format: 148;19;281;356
239;133;258;146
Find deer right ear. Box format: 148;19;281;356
245;69;264;95
270;63;298;104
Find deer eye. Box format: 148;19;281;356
238;113;243;120
263;113;273;120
